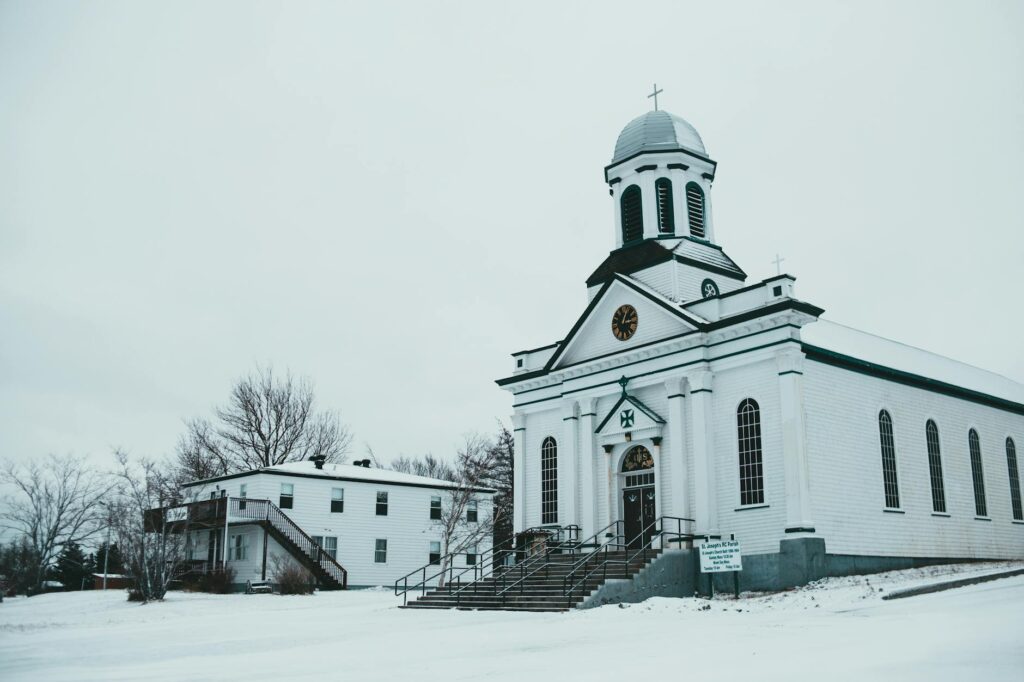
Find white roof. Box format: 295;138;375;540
186;460;493;493
801;319;1024;406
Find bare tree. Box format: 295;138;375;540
434;434;505;587
390;454;457;482
0;454;113;591
174;366;353;480
111;450;190;602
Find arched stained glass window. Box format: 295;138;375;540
655;178;674;235
737;399;764;506
621;185;643;244
926;420;946;513
1007;438;1022;521
878;410;900;509
541;437;558;524
685;182;706;238
969;429;987;517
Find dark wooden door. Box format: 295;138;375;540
623;486;656;550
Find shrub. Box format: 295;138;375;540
127;589;146;602
197;567;236;594
273;557;314;595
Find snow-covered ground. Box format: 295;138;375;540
1;562;1022;681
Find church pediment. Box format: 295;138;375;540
595;389;665;445
548;275;700;370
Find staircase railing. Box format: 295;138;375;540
562;516;695;608
228;497;348;589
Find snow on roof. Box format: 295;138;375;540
186;460;495;493
801;319;1024;406
91;573;126;579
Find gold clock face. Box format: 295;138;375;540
611;304;638;341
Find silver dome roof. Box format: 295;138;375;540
611;110;706;165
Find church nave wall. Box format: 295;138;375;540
802;361;1024;560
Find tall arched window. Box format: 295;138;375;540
685;182;706;238
540;437;558;524
1007;438;1022;521
878;410;900;509
968;429;987;517
621;185;643;244
655;178;674;235
926;420;946;513
737;399;764;506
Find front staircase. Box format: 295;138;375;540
401;549;662;612
397;517;695;612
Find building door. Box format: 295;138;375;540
622;486;656;550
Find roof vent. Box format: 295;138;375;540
310;454;327;470
354;459;372;468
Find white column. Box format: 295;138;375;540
561;400;579;528
690;369;718;535
651;438;664;521
512;412;526;534
601;444;616;529
665;376;690;519
639;171;658;240
578;398;598;540
777;349;815;532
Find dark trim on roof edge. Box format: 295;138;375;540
673;255;746;281
512;341;561;356
604;148;717;178
182;469;496;494
802;345;1024;416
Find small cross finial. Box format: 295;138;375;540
773;253;786;275
647;83;663;111
618;375;630;394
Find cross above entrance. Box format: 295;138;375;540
647;83;663;111
618;375;630;394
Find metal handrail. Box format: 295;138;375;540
562;516;696;607
394;524;570;605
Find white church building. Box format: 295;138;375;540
497;107;1024;591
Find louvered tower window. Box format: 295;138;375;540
737;399;764;506
968;429;987;516
926;420;946;513
1006;438;1022;521
685;182;706;238
620;185;643;244
540;437;558;524
878;410;900;509
655;178;674;234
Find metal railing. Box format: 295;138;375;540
394;525;579;606
227;497;349;589
561;516;695;608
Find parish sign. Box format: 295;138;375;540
698;540;742;573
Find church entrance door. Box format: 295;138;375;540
623;486;656;550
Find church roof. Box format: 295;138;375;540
611;110;707;165
586;238;746;287
801;320;1024;410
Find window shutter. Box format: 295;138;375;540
685;182;705;238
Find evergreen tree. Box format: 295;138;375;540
486;424;515;552
55;542;93;590
94;542;123;576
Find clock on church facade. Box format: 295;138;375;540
611;304;638;341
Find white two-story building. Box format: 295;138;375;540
166;458;494;590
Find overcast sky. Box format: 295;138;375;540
1;1;1022;471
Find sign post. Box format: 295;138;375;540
699;537;743;599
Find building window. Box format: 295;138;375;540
376;491;388;516
466;544;478;566
239;483;247;511
541;436;558;524
374;539;387;563
466;499;478;523
621;185;643;244
737;399;764;506
655;178;674;234
279;483;294;509
1006;438;1022;521
968;429;987;517
685;182;706;238
430;496;442;520
331;488;344;513
312;535;337;560
878;410;900;509
429;541;441;565
926;420;946;513
228;533;249;561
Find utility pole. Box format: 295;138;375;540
101;502;111;590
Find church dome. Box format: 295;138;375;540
611;110;706;164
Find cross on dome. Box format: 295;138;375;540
647;83;663;111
